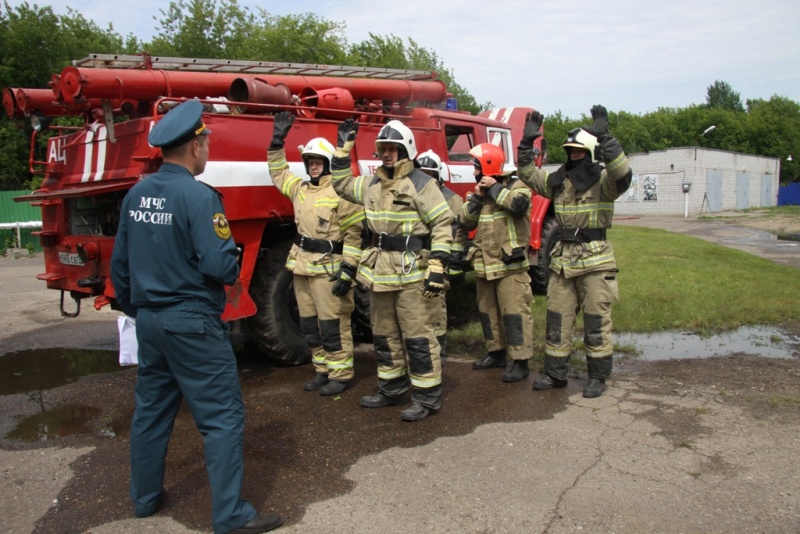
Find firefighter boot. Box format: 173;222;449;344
304;373;329;392
437;335;447;366
502;359;530;383
400;403;433;422
319;380;351;396
472;349;507;370
532;356;569;390
583;356;613;398
360;392;403;408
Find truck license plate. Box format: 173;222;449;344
58;252;85;266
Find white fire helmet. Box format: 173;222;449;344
563;127;599;163
375;120;417;159
417;149;450;183
299;137;334;164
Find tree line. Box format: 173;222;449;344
2;0;799;190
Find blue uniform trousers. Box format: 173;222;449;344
131;306;256;534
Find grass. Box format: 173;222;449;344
446;224;800;356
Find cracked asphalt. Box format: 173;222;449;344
2;215;799;533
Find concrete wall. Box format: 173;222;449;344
542;148;781;217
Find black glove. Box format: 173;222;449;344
270;111;295;150
448;251;466;284
337;119;359;148
519;111;544;148
330;261;357;296
583;105;609;141
598;135;624;164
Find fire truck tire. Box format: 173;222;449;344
247;241;311;365
530;217;560;295
351;283;372;342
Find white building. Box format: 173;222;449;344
543;147;781;217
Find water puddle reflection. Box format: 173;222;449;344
0;348;126;396
616;325;799;361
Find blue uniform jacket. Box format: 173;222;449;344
111;163;239;317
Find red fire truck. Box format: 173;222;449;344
5;53;556;364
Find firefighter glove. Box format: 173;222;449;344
584;104;609;141
336;118;359;155
270;111;295;150
330;261;357;296
598;135;624;165
422;258;446;298
519;111;544;148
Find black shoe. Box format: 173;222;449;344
400;404;432;422
135;489;166;518
226;511;283;534
502;360;530;383
304;373;329;391
319;380;350;396
472;352;506;370
583;378;606;398
532;374;568;390
360;392;403;408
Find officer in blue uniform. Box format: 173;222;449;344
111;100;282;534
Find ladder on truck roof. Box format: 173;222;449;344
73;53;437;81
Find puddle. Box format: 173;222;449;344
777;233;800;243
616;325;799;361
0;348;127;396
6;403;104;442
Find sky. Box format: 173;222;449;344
7;0;800;120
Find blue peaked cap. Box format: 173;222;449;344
148;100;211;149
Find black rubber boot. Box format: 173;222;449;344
472;349;507;370
502;359;530;382
400;403;433;422
319;380;350;396
583;378;606;398
583;356;612;398
360;392;403;408
532;374;568;390
303;373;329;391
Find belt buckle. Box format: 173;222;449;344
299;235;306;250
377;232;388;250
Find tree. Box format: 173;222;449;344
706;80;745;113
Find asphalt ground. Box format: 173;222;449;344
1;215;799;534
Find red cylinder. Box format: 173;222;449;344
297;86;355;119
228;78;292;114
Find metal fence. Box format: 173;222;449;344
0;190;42;250
778;183;800;206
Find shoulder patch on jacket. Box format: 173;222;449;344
409;169;435;193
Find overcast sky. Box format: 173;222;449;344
8;0;800;120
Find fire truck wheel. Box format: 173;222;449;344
247;240;311;365
530;217;560;295
351;283;372;342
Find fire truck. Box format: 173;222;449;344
5;53;557;365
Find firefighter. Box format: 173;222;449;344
417;149;468;363
516;105;632;398
458;143;534;382
267;111;365;396
110;100;282;534
331;119;453;422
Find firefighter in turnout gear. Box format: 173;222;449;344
417;149;468;363
517;105;632;398
458;143;534;383
331;119;453;422
268;111;365;396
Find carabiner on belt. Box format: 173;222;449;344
401;235;418;275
